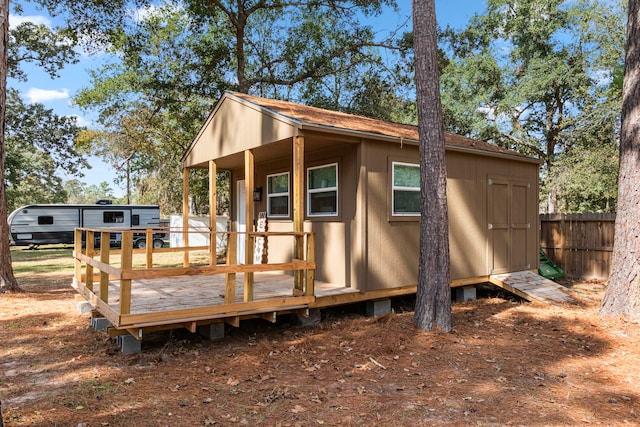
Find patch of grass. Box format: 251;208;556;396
11;246;75;276
10;245;218;280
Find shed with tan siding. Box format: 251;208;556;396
181;91;540;295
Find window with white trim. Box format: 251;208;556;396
392;161;420;216
267;172;290;217
307;163;338;216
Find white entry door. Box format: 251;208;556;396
237;180;246;264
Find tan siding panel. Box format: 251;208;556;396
183;98;298;168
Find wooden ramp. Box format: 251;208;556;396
489;270;578;304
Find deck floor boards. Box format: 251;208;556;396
97;273;356;315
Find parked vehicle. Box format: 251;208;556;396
8;203;163;249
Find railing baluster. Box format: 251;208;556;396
145;228;153;268
120;231;133;315
74;228;83;287
86;230;95;292
225;232;237;304
99;231;110;303
305;233;315;297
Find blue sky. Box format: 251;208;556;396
9;1;486;198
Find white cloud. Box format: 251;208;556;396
70;114;92;127
130;4;160;22
9;14;52;29
25;87;70;103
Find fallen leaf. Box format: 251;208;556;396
125;378;135;385
291;405;306;414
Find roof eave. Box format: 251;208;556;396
301;122;541;164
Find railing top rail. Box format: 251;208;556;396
75;227;313;237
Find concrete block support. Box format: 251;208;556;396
118;335;142;354
75;295;93;314
366;299;391;317
297;308;321;327
91;317;111;331
455;286;477;302
198;323;225;341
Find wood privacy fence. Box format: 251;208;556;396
539;213;615;279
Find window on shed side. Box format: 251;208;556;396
267;172;290;218
103;211;125;223
392;162;420;216
307;163;338;216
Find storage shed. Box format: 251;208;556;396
181;91;541;292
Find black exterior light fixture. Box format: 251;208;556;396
253;187;262;202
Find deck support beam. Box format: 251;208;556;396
226;316;241;328
293;135;305;294
261;312;277;323
209;160;217;266
244;150;255;302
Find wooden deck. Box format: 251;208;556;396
73;272;360;329
489;270;579;304
72;228;579;343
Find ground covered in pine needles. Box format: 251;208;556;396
1;268;639;426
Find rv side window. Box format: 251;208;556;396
132;215;140;226
104;211;125;223
38;216;54;225
392;162;420;216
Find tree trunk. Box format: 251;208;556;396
600;0;640;320
0;0;20;293
412;0;452;332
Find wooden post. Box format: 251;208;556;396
225;232;237;304
209;160;217;266
145;228;153;268
120;231;133;315
305;233;315;297
74;228;83;286
99;231;110;303
86;230;94;291
293;135;305;294
182;168;190;267
244;150;255;302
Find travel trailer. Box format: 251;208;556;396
8;203;162;248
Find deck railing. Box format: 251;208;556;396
72;227;316;317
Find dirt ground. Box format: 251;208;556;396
1;273;639;427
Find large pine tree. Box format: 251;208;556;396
600;0;640;320
412;0;452;331
0;0;20;293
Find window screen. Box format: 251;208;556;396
392;162;420;215
267;172;290;217
307;163;338;216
